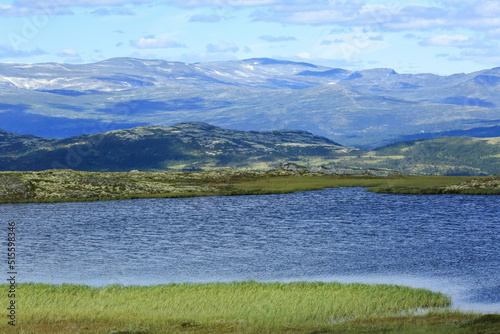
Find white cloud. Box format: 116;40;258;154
474;1;500;17
168;0;500;35
113;7;135;15
404;33;420;40
0;44;48;58
206;41;239;53
4;0;500;36
259;35;297;42
168;0;277;8
297;52;311;59
419;34;476;47
376;2;500;31
359;3;389;15
91;7;135;15
13;0;152;6
57;48;79;57
91;7;111;15
486;27;500;39
254;5;363;25
189;14;222;22
384;18;448;30
0;0;149;16
4;0;500;35
320;39;344;45
450;45;500;65
0;3;73;16
439;0;478;4
246;2;454;30
130;37;186;49
130;49;156;59
227;0;276;5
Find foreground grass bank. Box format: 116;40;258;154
3;281;499;334
1;169;499;203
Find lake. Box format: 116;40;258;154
1;187;499;313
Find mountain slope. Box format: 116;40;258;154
1;57;500;148
0;122;500;175
351;137;500;175
0;129;57;154
0;122;359;172
2;123;500;175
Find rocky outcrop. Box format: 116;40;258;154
277;162;399;176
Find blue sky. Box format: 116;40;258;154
1;0;500;74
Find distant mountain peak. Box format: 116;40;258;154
358;68;398;76
172;122;219;131
242;57;318;68
1;57;500;149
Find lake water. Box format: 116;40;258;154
1;188;499;313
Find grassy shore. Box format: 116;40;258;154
368;176;500;195
1;169;499;203
3;281;499;334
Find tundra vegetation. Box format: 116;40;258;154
1;282;499;334
0;169;499;203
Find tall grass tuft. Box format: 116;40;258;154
1;281;452;333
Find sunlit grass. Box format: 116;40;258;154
0;281;464;333
231;174;494;195
232;174;387;194
367;175;500;194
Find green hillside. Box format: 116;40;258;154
0;122;362;172
347;137;500;175
1;123;500;175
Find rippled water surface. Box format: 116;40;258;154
1;188;499;313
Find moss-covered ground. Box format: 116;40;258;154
1;170;499;203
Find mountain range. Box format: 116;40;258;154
1;57;500;149
1;122;499;175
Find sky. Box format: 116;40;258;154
0;0;500;74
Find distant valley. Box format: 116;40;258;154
1;122;499;175
1;57;500;149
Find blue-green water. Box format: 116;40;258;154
2;188;499;313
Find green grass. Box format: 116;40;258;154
232;175;476;194
4;281;495;334
367;175;500;195
1;170;499;203
231;174;388;195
